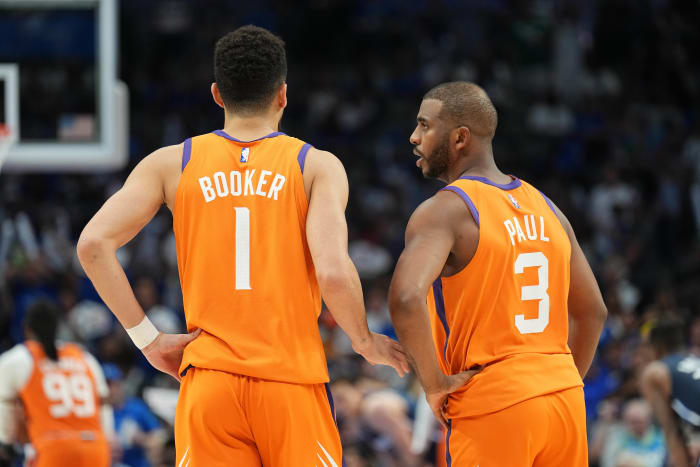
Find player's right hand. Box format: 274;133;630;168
354;332;411;377
142;328;201;381
425;369;480;429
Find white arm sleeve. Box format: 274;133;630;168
81;350;114;440
100;404;115;441
0;344;33;444
82;350;109;399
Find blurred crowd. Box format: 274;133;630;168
1;0;700;466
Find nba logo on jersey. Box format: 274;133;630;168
240;147;250;163
508;194;520;209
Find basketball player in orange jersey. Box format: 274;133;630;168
0;301;112;466
77;25;409;466
388;82;608;466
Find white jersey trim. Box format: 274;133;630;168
672;398;700;427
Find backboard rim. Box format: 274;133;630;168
0;0;128;172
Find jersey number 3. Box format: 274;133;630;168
514;252;550;334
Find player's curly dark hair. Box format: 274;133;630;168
214;25;287;115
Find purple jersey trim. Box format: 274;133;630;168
459;175;522;190
441;186;480;227
537;190;557;215
446;419;453;467
212;129;285;142
181;138;192;172
432;278;450;359
179;364;193;378
324;382;346;466
297;143;312;173
324;383;337;423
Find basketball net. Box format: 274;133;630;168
0;123;16;172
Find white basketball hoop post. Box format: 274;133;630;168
0;63;19;172
0;0;128;172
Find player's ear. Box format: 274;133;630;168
454;126;470;152
211;83;226;109
277;83;288;110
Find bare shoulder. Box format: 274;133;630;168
153;143;183;160
144;143;183;173
406;190;471;238
126;143;182;180
128;144;183;209
641;360;671;386
302;147;347;200
305;147;345;174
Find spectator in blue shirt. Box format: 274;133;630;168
600;399;666;467
103;364;166;467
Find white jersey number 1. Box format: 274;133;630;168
234;207;251;290
514;252;550;334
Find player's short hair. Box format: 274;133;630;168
649;319;685;355
214;25;287;115
25;300;59;361
424;81;498;139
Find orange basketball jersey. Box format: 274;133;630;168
20;341;105;448
427;176;583;419
174;130;327;384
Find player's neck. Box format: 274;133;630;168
222;112;280;141
444;149;508;185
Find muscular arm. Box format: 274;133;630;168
78;145;196;380
552;204;607;378
77;146;178;329
641;362;692;467
304;149;408;376
388;192;464;391
304;148;372;349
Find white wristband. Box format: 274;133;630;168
126;316;159;350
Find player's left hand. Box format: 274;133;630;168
425;369;480;429
142;328;201;381
354;332;411;377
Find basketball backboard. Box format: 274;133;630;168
0;0;128;172
0;63;18;167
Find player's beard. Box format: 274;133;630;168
422;136;450;179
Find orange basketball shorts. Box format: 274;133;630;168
174;367;342;466
33;438;110;467
446;386;587;466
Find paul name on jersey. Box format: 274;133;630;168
198;169;287;203
504;214;550;245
